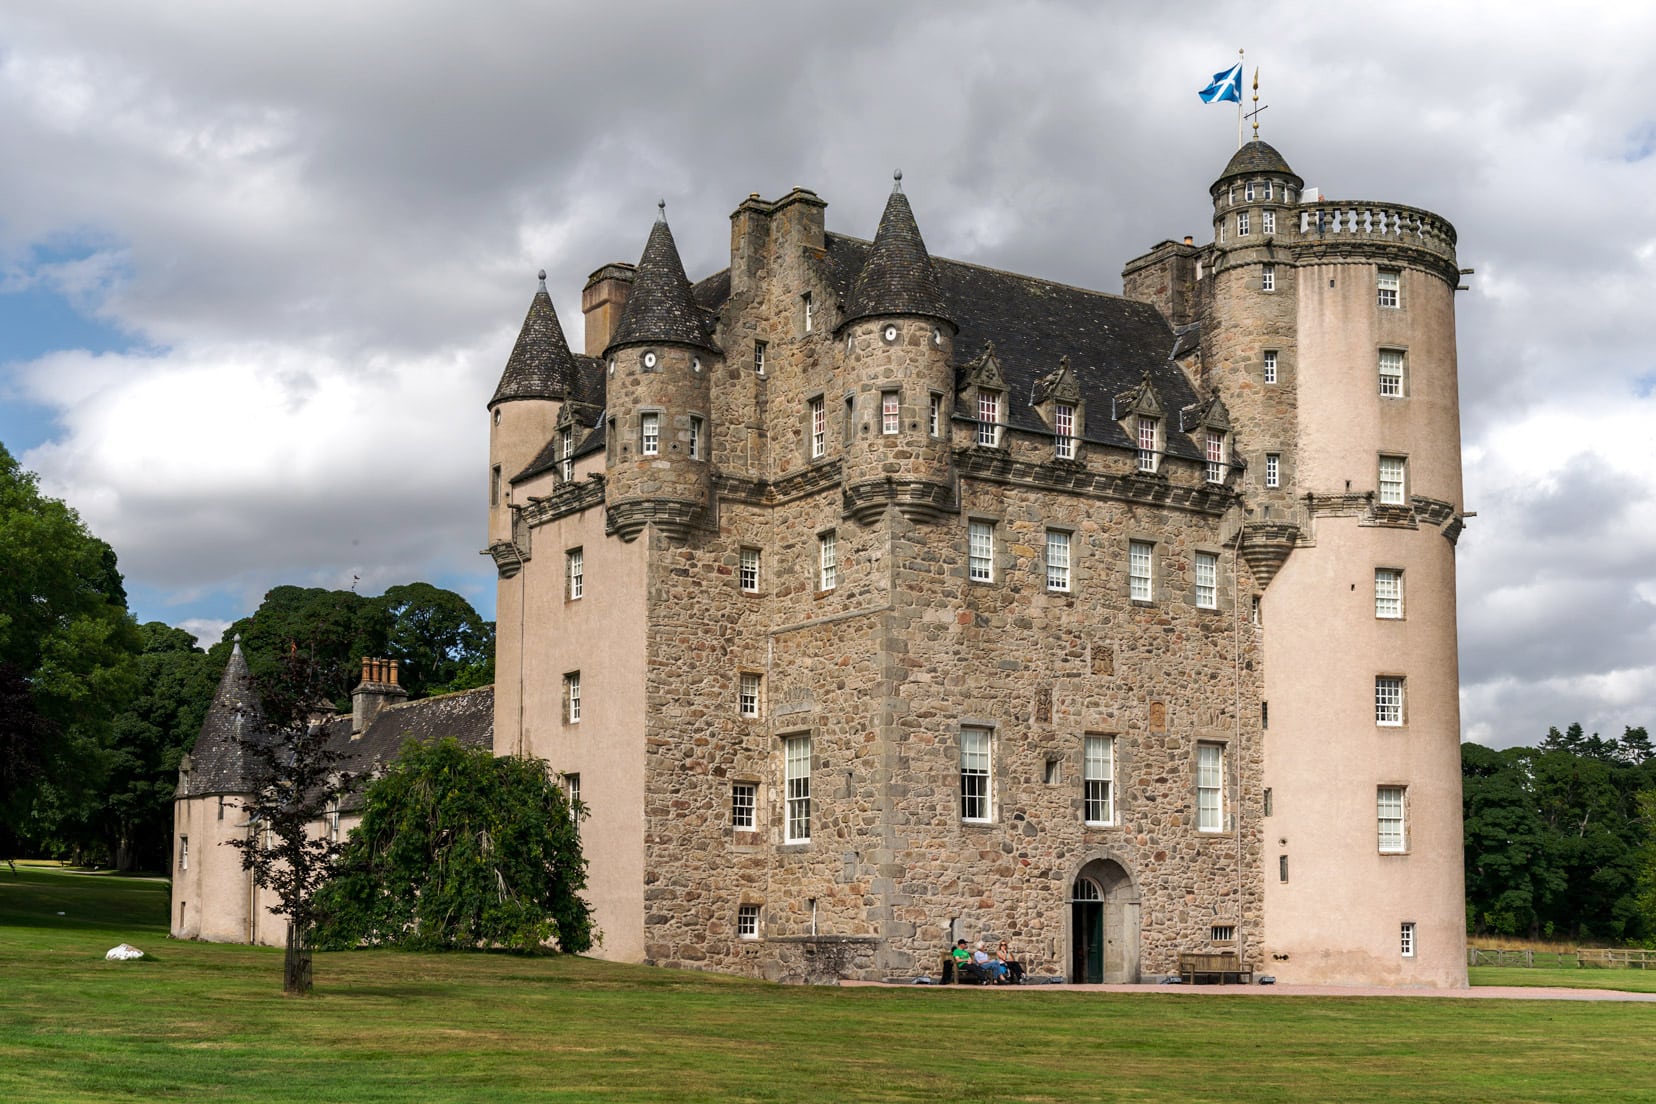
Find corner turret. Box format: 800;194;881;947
603;206;722;541
838;174;958;523
489;271;575;546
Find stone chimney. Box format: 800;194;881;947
581;262;636;355
351;657;408;736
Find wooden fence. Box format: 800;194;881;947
1468;946;1656;969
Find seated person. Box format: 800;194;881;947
995;941;1025;984
973;941;1010;983
946;938;971;983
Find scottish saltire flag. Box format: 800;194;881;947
1199;63;1243;104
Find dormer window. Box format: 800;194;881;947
1054;403;1076;460
976;391;1002;447
1136;415;1160;473
1205;430;1227;484
560;428;574;481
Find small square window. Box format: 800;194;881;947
738;903;760;939
969;520;994;583
1378;268;1400;309
1210;924;1236;942
732;782;756;831
740;547;761;593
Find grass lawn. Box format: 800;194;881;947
4;865;1656;1103
1469;965;1656;993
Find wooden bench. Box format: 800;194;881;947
1178;951;1252;985
940;952;993;984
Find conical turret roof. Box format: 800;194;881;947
607;214;717;353
842;177;952;329
180;638;267;797
490;271;577;406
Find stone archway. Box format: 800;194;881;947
1070;857;1140;983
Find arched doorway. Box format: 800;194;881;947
1070;858;1140;983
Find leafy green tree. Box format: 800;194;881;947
374;582;494;698
94;623;219;870
315;738;593;955
0;443;140;858
215;586;389;712
228;649;354;995
1637;790;1656;946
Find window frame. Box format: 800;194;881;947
754;340;767;375
1265;452;1280;489
1375;675;1405;727
1263;349;1278;384
801;290;813;333
1054;402;1076;460
737;903;761;939
732;782;757;831
968;520;995;583
1195;550;1219;610
1129;539;1154;602
929;392;943;438
1136;416;1159;473
1262;209;1276;235
1400;921;1417;957
818;530;837;591
1378;455;1407;505
809;397;826;459
1375;568;1403;619
1045;528;1071;593
739;546;761;594
1083;734;1115;826
567;547;584;601
960;726;993;823
178;835;188;870
561;427;575;481
1237;210;1250;236
565;671;581;724
1204;430;1226;484
1378;785;1407;853
881;390;900;435
640;412;660;457
739;671;762;718
784;735;811;843
1197;743;1225;833
688;415;704;459
1379;348;1405;398
1260;262;1275;291
976;390;1002;447
1377;267;1401;309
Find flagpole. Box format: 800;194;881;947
1235;48;1245;149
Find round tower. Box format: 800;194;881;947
837;175;957;524
1207;141;1468;986
603;207;721;542
487;271;576;548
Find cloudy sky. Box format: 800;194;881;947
2;1;1653;749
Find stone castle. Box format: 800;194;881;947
175;138;1469;986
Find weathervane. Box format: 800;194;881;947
1244;67;1268;141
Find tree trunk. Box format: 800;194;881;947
284;923;313;995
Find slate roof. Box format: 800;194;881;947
490;274;577;406
841;184;953;328
179;641;267;797
607;218;719;353
322;686;495;813
1214;140;1303;190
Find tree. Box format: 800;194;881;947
216;586;388;712
0;442;140;858
1637;790;1656;946
314;738;593;955
227;650;354;994
375;582;494;698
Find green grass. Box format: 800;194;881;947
1469;965;1656;993
4;865;1656;1103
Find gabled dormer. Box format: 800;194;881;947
961;341;1007;448
1033;356;1085;462
1181;393;1234;486
1116;372;1165;474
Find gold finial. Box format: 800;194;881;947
1252;68;1261;141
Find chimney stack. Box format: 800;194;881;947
351;656;408;735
